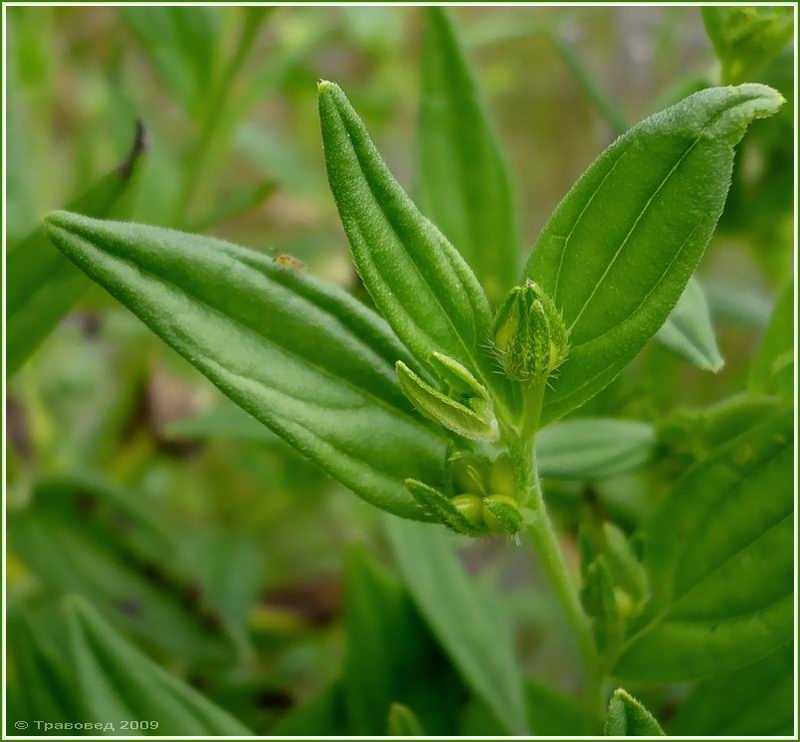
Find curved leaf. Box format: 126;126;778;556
66;597;252;736
318;81;497;390
384;516;528;735
525;84;783;424
45;211;447;520
656;276;724;372
417;6;519;305
614;411;793;681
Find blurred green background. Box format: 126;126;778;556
6;4;794;736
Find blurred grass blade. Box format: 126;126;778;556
271;681;350;736
749;280;793;405
318;81;498;393
550;32;628;137
9;471;237;662
655;276;724;372
120;7;220;116
384;516;528;735
343;548;462;735
417;6;519;305
188;180;275;232
668;646;794;736
7;122;146;375
702;6;794;84
66;596;252;735
45;212;447;520
604;689;665;736
536;418;655;480
525;84;783;424
387;703;425;736
615;411;793;682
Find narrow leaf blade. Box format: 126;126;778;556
604;689;665;736
417;6;519;305
384;516;528;735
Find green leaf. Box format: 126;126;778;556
604;689;665;736
343;548;461;735
669;645;793;736
524;84;783;424
65;596;252;736
7;123;146;375
318;80;498;393
387;704;425;736
750;280;793;405
536;418;655;480
384;516;528;735
45;212;448;521
270;681;350;736
9;471;236;663
614;411;793;682
656;276;724;372
702;6;794;84
417;6;519;305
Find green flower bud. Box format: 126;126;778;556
482;495;523;535
493;280;568;384
447;452;490;495
451;494;484;529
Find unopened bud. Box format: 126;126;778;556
493;280;568;384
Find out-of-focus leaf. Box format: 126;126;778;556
550;32;628;137
120;7;220;116
604;689;665;736
702;6;794;84
525;84;783;424
270;681;350;736
45;212;448;521
343;548;461;735
669;645;793;736
7;610;79;732
384;517;528;735
537;418;655;480
189;180;275;232
750;280;793;405
10;472;237;663
615;412;793;681
656;277;724;372
387;703;425;736
705;279;772;328
66;596;252;736
658;393;782;464
417;6;519;305
7;123;146;375
462;678;595;735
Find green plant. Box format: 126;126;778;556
9;5;795;737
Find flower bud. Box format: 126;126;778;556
493;280;568;384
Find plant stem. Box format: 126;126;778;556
503;383;604;725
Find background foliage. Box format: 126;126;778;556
6;5;794;736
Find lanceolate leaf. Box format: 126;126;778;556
318;81;496;390
45;212;447;520
749;280;793;405
669;645;794;736
66;597;252;736
525;84;783;424
417;6;519;305
536;418;655;480
384;516;528;735
7;123;146;375
604;689;665;736
656;276;724;372
614;411;793;682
